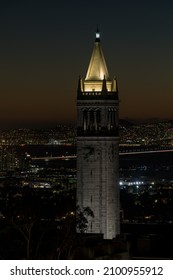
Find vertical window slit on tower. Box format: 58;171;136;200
82;109;102;132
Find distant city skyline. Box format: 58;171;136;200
1;1;173;128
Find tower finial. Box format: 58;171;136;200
95;26;100;42
77;75;83;94
102;75;107;94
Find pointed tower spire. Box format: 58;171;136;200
85;29;110;81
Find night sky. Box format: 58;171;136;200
1;0;173;128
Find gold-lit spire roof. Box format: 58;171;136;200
85;30;110;81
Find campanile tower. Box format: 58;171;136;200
77;30;120;239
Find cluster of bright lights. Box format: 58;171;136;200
33;182;51;189
119;181;144;186
119;180;156;187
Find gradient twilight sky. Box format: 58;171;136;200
1;0;173;127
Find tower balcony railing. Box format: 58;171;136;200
77;91;118;100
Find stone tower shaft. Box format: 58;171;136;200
77;30;120;239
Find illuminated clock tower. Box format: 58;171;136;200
77;30;120;239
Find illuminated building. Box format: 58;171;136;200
0;146;19;171
76;30;120;239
